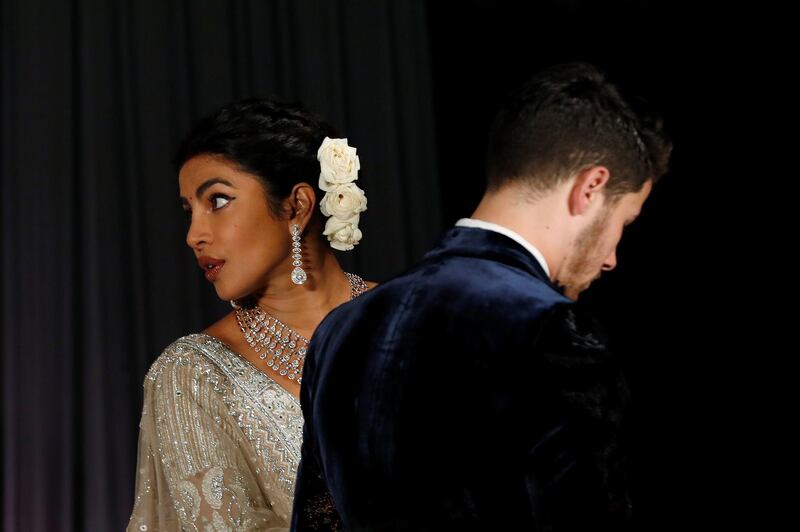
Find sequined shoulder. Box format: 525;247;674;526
144;333;229;385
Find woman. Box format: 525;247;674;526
128;98;373;530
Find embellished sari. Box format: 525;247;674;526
128;333;303;531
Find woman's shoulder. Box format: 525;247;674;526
144;333;231;386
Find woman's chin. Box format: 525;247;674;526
215;286;254;306
213;284;235;303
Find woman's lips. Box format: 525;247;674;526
204;262;224;282
198;257;226;282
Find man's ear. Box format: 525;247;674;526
567;166;610;216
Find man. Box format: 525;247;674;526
292;62;671;531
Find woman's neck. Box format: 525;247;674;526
252;245;350;337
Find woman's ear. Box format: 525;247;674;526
286;182;317;231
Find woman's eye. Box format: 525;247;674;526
210;194;231;210
182;209;192;221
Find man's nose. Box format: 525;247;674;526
601;249;617;272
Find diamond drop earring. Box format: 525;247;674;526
290;224;307;285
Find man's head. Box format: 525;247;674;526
483;62;671;299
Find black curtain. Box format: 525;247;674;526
1;1;439;530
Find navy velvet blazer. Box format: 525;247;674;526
292;227;631;531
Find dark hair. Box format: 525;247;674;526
486;62;672;199
175;97;338;218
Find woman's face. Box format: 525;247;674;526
179;154;291;302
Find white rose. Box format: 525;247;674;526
323;215;363;251
317;137;360;191
319;183;368;219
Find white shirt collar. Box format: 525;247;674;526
455;218;551;278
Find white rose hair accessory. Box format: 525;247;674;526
317;137;367;251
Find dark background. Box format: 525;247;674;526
2;1;766;530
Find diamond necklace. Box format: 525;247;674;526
234;272;368;384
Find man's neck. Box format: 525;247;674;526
470;185;571;281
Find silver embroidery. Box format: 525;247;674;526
178;480;201;520
212;509;231;531
202;467;225;510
